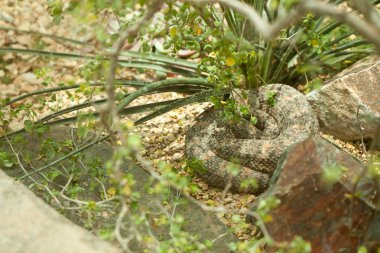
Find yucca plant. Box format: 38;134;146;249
193;0;377;91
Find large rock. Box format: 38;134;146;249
307;56;380;141
0;127;236;252
247;136;380;253
365;211;380;250
0;169;122;253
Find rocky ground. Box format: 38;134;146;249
0;0;369;242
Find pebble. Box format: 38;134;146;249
172;152;182;161
0;11;14;23
322;133;367;162
224;197;233;203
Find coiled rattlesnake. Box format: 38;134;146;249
185;84;319;194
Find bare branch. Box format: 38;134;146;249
350;0;380;28
100;0;164;142
188;0;272;37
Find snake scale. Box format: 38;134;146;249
185;84;319;194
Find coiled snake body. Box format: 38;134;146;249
185;84;319;194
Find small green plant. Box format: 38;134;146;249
321;163;347;187
368;155;380;179
284;236;312;253
265;90;278;107
0;151;13;168
184;158;206;175
256;195;281;223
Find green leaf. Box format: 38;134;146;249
322;54;355;66
357;246;368;253
46;170;61;181
288;236;312;253
239;106;250;117
265;90;278;106
321;163;343;186
78;125;89;139
240;178;258;189
46;150;56;161
250;116;258;125
304;78;322;93
227;162;240;176
0;151;13;168
36;125;49;134
127;134;142;149
257;196;281;219
24;120;34;133
116;78;211;112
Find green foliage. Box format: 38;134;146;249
265;90;278;107
210;94;258;125
157;230;213;253
184;158;206;175
97;228;114;241
368;155;380;179
0;151;13;168
283;236;312;253
304;78;322;93
256;195;281;223
217;98;245;123
357;246;368;253
229;240;262;253
226;162;241;176
240;178;258;190
47;0;63;24
34;67;53;86
321;163;347;187
0;0;379;252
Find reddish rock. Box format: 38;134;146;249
365;211;380;250
247;136;380;253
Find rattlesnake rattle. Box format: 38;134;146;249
185;84;319;194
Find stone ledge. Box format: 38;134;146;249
0;169;122;253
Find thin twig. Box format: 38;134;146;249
356;105;367;154
100;0;164;143
136;153;225;213
4;135;61;205
114;201;132;253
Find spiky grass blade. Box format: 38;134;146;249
135;89;227;125
116;78;212;112
0;26;86;45
0;48;200;76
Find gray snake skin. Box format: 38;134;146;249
185;84;319;194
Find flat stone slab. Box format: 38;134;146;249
0;127;237;252
0;169;122;253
